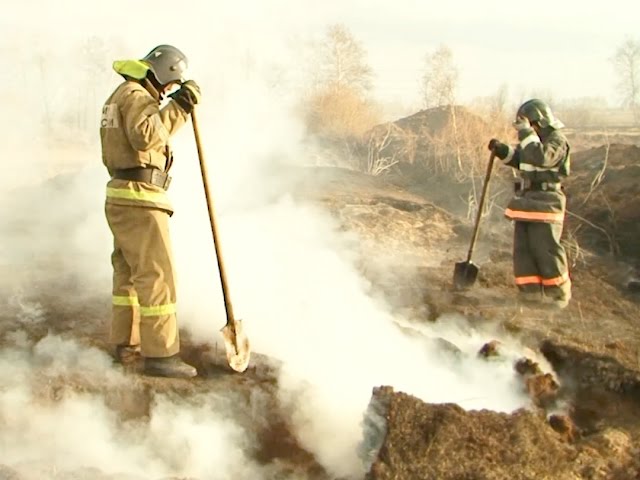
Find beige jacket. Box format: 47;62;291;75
100;80;188;212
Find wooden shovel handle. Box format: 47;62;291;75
466;151;496;263
191;108;236;324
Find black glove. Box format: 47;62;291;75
169;80;201;114
487;138;510;160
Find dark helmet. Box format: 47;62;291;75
516;99;564;129
141;45;188;86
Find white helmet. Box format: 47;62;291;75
142;44;188;85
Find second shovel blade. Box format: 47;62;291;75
453;261;479;290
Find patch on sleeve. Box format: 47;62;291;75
151;114;170;143
101;103;119;129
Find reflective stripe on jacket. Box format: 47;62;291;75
503;128;570;183
105;179;173;212
502;128;570;224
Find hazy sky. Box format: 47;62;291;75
315;0;640;107
2;0;639;112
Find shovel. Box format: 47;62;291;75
191;108;251;373
453;151;496;290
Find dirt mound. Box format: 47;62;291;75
360;107;515;220
364;105;487;168
392;105;485;137
364;387;640;480
565;144;640;261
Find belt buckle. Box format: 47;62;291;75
150;169;170;190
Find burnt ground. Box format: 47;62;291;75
364;387;640;480
288;163;640;479
565;143;640;262
1;145;640;478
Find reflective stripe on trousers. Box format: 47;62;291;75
515;271;570;286
505;208;564;223
113;296;176;316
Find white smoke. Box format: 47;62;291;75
0;2;539;479
0;333;262;479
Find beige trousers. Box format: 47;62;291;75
105;203;180;357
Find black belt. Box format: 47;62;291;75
529;182;561;192
112;167;171;190
515;178;561;194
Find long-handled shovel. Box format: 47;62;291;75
453;151;496;290
191;108;251;373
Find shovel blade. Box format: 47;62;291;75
453;261;479;290
221;319;251;373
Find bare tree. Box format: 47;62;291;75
421;45;458;108
612;38;640;121
303;24;380;142
366;123;403;176
420;45;462;173
316;24;373;95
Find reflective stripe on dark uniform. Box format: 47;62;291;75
501;127;572;303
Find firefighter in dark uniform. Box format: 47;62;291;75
489;99;572;309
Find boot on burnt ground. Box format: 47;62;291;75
517;291;542;308
143;354;197;378
541;290;571;310
114;344;141;365
542;297;570;310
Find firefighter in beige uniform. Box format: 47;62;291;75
100;45;201;377
489;99;572;309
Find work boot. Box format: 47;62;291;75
550;299;569;310
114;344;141;365
542;295;570;310
143;355;197;378
517;291;542;307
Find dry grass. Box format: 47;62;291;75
303;86;381;138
